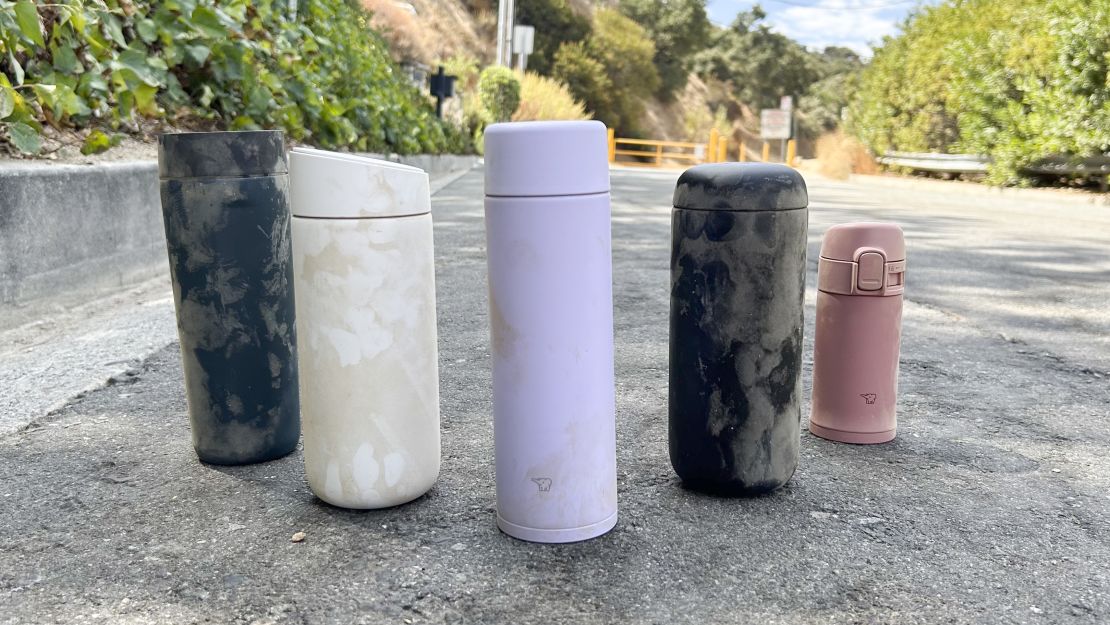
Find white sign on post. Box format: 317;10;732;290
513;25;535;71
780;95;794;112
760;109;792;140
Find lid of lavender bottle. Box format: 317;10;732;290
484;120;610;198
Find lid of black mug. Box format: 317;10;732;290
158;130;287;179
673;163;808;212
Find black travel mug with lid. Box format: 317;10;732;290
158;130;300;465
668;163;809;494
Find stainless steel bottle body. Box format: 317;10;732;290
158;130;299;465
483;120;618;543
668;163;809;494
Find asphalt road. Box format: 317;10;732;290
2;168;1108;624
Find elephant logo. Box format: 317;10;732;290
860;393;877;405
532;477;552;492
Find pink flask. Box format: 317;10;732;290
810;222;906;444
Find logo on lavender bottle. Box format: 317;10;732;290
532;477;552;492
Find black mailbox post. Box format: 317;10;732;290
429;66;457;119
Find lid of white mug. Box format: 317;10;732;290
484;120;610;197
289;147;430;219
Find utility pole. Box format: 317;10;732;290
495;0;516;67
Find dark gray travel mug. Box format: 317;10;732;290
668;163;808;494
158;130;300;465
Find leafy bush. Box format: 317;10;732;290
478;65;520;123
0;0;468;156
512;72;588;121
849;0;1110;183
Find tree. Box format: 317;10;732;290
585;8;660;135
515;0;590;76
618;0;710;99
694;7;821;111
848;0;1110;183
797;47;864;135
552;41;616;126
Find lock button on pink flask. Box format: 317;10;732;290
810;222;906;444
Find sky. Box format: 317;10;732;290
705;0;942;57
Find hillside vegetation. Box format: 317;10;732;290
849;0;1110;183
0;0;466;156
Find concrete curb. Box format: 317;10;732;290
0;154;479;325
0;160;164;316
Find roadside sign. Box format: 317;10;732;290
780;95;793;111
513;25;535;55
761;109;792;140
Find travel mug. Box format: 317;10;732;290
158;130;300;465
290;148;440;508
810;222;905;444
484;120;618;543
669;163;808;494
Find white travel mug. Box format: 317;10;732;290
484;121;618;543
290;147;440;509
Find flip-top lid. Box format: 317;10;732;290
484;120;610;197
289;147;430;219
158;130;286;179
673;163;808;212
820;222;905;262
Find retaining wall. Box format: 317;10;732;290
0;154;477;325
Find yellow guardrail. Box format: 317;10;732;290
607;127;796;168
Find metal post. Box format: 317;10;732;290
708;128;719;164
496;0;506;66
762;142;770;162
607;128;616;163
495;0;515;66
718;138;727;163
786;139;797;167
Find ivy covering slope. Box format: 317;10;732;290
0;0;468;155
848;0;1110;183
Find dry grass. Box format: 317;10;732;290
361;0;494;64
512;73;590;122
815;131;880;179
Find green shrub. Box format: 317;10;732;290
0;0;467;156
849;0;1110;183
478;65;521;123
